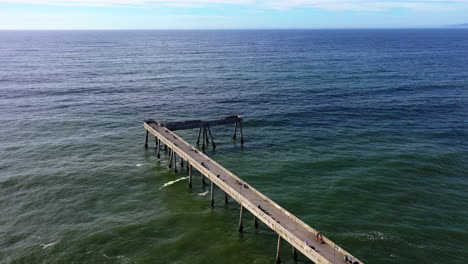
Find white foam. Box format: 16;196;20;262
40;242;57;249
101;254;128;263
198;191;209;196
159;176;189;190
136;163;143;167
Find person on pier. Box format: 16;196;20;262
316;232;324;243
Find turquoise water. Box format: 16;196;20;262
0;30;467;264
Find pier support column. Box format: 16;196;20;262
197;127;202;145
156;139;161;159
240;120;244;144
233;122;238;140
254;216;259;229
202;126;209;150
201;172;206;185
224;192;228;204
205;126;210;145
181;158;184;168
207;126;216;150
238;205;244;232
173;153;178;173
275;235;282;264
202;127;206;150
168;149;173;169
145;130;149;148
188;164;192;188
292;246;298;261
210;181;215;208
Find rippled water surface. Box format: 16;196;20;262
1;29;467;264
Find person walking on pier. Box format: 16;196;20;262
316;232;324;243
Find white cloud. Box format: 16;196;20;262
260;0;468;11
1;0;468;11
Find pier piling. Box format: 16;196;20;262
156;139;161;158
292;246;298;261
197;127;202;145
173;153;178;173
210;181;215;207
238;205;244;232
168;149;173;169
205;126;210;145
239;120;244;144
202;127;206;150
188;164;192;188
233;122;238;140
207;126;216;149
145;130;149;148
275;235;282;264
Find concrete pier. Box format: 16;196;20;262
144;116;363;264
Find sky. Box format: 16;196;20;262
0;0;467;29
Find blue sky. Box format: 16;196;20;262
0;0;467;29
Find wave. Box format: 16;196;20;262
40;241;58;249
159;176;189;190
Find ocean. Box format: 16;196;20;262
0;29;467;264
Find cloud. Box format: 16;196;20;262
0;0;250;7
1;0;468;11
260;0;468;11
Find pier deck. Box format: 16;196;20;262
144;117;362;264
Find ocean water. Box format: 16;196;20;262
0;29;467;264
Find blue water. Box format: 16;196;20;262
0;29;467;264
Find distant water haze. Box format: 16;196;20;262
0;29;467;264
450;23;468;27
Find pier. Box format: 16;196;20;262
144;116;363;264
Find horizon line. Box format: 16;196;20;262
1;27;466;31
